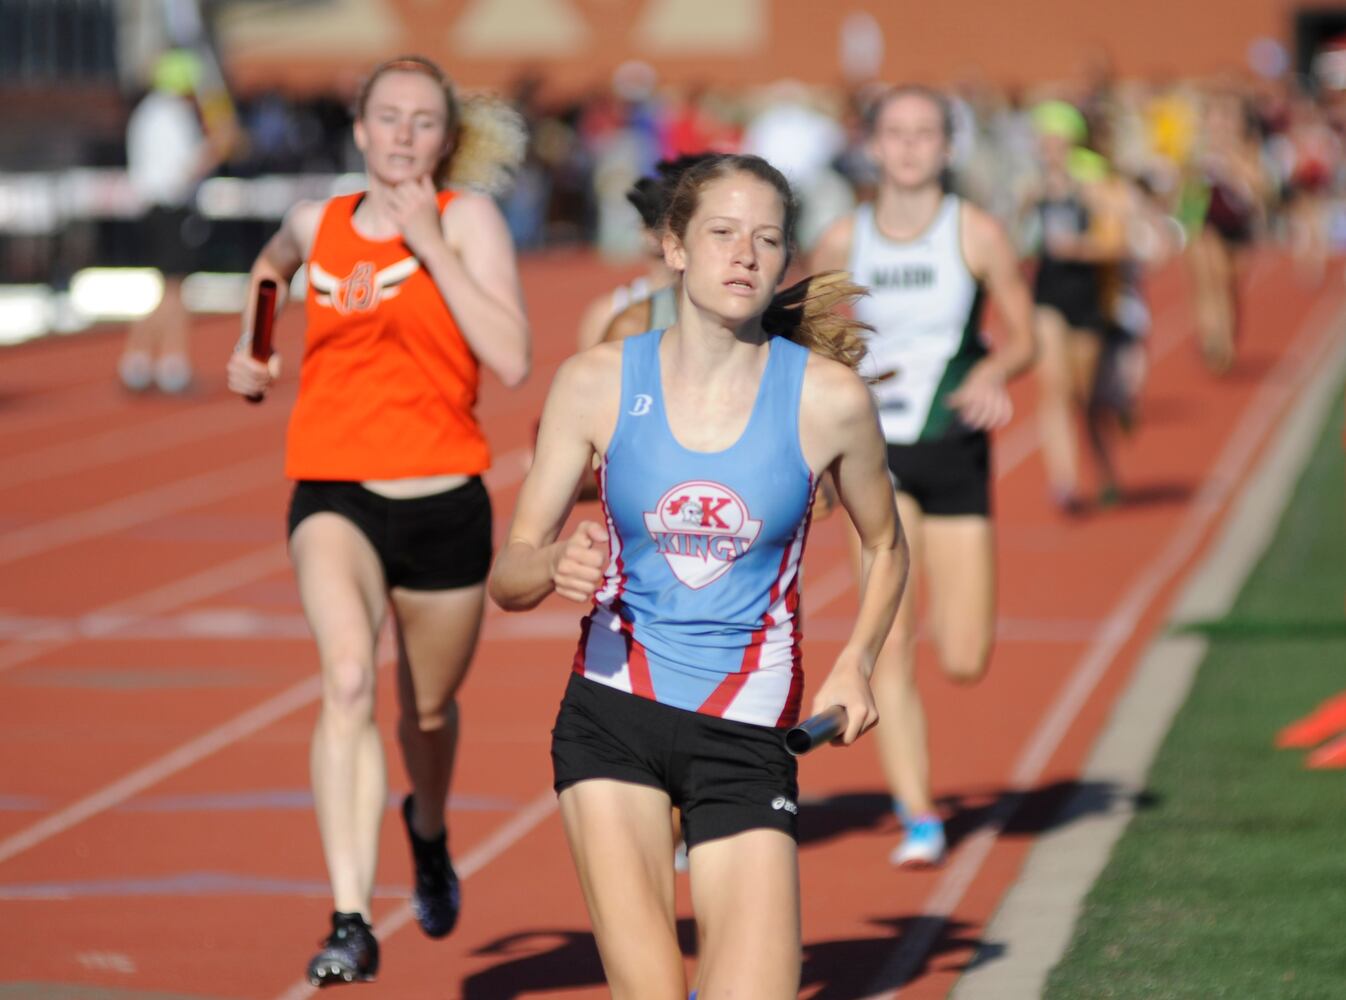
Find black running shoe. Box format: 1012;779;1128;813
306;911;379;987
401;793;461;938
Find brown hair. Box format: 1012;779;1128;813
867;84;954;141
627;153;719;231
355;55;526;195
662;154;872;371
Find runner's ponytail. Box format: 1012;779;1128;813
762;271;872;372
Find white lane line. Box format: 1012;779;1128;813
0;544;292;675
0;452;282;565
0;380;519;497
0;608;313;643
0;674;322;866
270;789;560;1000
860;281;1346;998
0;445;539;857
0;389;133;441
951;327;1346;999
0;439;527;558
0;392;287;492
0;443;531;671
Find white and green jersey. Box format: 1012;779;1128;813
849;195;987;444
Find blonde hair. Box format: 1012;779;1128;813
355;55;527;196
441;91;527;195
663;154;873;372
763;270;873;372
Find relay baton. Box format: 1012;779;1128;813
784;706;848;756
245;278;278;404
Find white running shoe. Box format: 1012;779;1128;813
890;815;946;868
118;351;153;392
153;354;194;394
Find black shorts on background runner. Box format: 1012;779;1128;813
886;432;991;517
287;478;492;590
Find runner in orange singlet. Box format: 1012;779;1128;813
226;55;529;987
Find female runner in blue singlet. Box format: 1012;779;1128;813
490;154;908;1000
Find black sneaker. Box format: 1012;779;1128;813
401;793;461;938
306;911;379;987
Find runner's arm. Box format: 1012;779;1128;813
489;349;619;610
802;360;908;743
227;200;321;396
429;190;531;386
948;207;1037;429
963;205;1037;383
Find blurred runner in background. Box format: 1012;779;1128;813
813;85;1036;868
118;49;232;394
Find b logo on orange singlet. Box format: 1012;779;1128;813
335;262;377;314
309;257;421;314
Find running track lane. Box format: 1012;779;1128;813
0;251;1334;998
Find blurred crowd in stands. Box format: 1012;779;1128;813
4;46;1346;286
192;57;1346;269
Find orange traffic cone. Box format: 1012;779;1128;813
1276;690;1346;749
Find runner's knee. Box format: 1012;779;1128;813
943;648;990;684
321;657;376;717
402;695;457;734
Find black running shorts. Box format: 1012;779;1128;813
1033;260;1108;335
551;673;800;849
287;478;492;590
886;432;991;517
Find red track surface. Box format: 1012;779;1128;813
0;249;1339;999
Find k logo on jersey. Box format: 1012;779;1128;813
644;480;762;589
308;257;420;314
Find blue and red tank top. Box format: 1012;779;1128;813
574;329;817;728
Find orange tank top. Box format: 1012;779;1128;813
285;190;490;480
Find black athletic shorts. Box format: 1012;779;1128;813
551;673;800;849
886;432;991;517
130;205;203;277
1033;260;1108;334
287;478;492;590
1205;183;1255;246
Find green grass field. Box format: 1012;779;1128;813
1045;384;1346;1000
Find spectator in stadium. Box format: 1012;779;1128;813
118;48;230;394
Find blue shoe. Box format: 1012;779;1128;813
890;814;946;868
401;794;461;938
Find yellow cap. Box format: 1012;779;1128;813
153;49;200;97
1067;146;1109;183
1031;100;1088;144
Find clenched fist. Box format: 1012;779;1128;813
552;521;609;603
